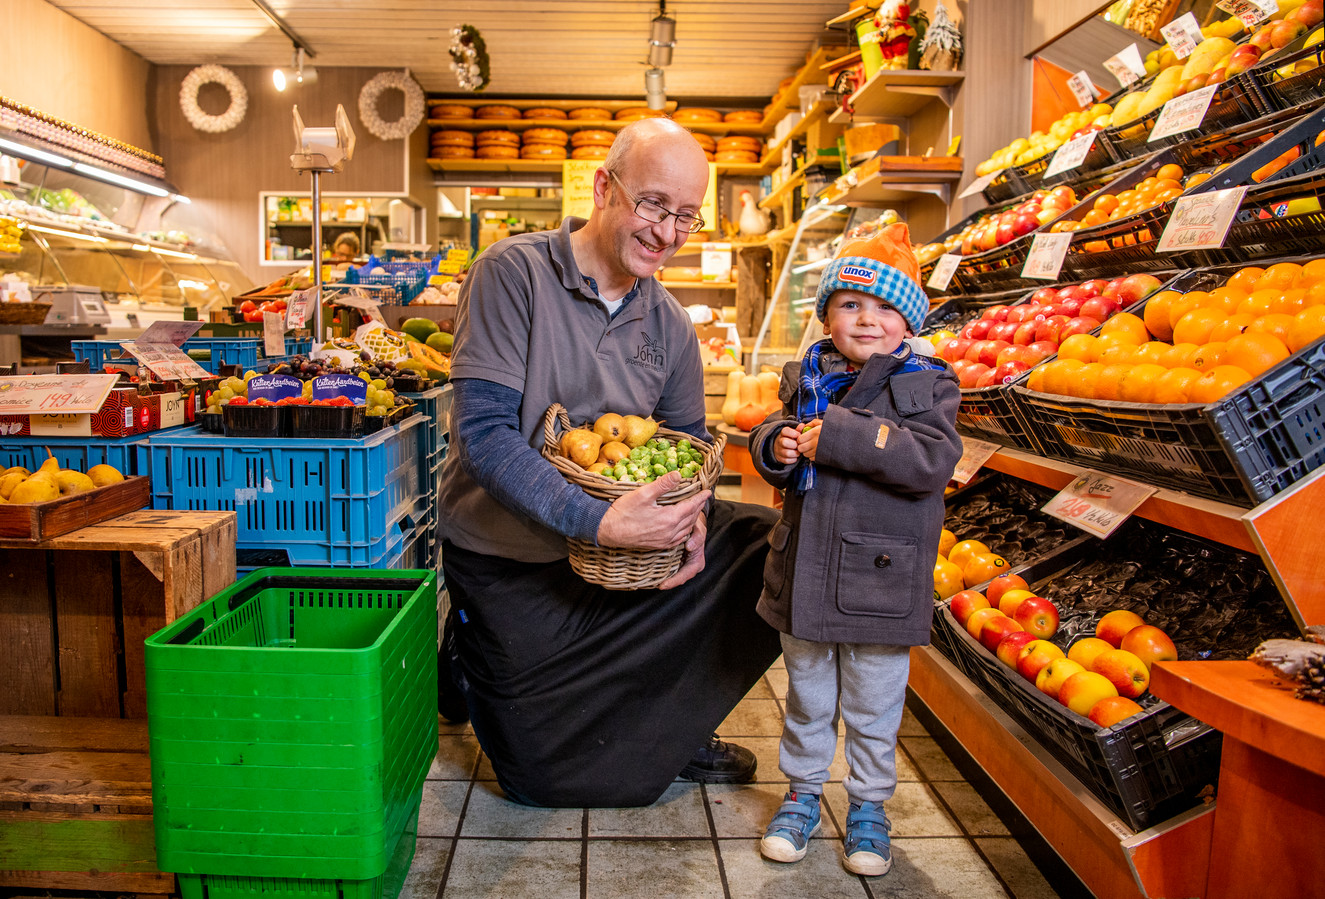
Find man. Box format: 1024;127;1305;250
437;117;782;808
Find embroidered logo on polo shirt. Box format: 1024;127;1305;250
839;265;877;286
629;331;666;370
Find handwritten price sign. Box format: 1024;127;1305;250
1043;472;1157;538
1217;0;1278;27
1156;186;1248;252
0;375;119;415
959;170;1001;200
1150;85;1218;141
1044;131;1099;178
1104;44;1147;88
1161;12;1203;59
927;254;962;291
951;438;1001;485
1022;232;1073;280
1066;71;1095;108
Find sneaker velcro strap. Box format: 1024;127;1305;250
846;807;890;829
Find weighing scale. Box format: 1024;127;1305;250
33;285;112;325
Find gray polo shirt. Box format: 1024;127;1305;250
437;216;706;562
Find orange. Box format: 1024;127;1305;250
1287;305;1325;353
1118;363;1167;403
1209;313;1255;343
1095;363;1133;401
948;539;991;571
938;528;958;558
1237;289;1281;318
1152;367;1201;404
1202;287;1246;313
1248;313;1296;346
1225;267;1265;293
1099;312;1150;344
1256;262;1304;291
962;552;1011;586
1160;342;1201;369
1157;163;1185;183
1305;280;1325;308
1099;342;1137;364
1273;288;1308;316
934;556;965;599
1058;333;1099;363
1082;208;1110;227
1189;365;1253;404
1026;364;1049;393
1224;332;1290;376
1070;362;1106;399
1143;290;1180;341
1094;193;1119;214
1167;291;1209;330
1191;342;1227;371
1172;307;1224;346
1185;171;1212;188
1042;359;1086;395
1131;341;1171;366
1300;259;1325;286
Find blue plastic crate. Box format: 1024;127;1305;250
0;433;145;476
342;260;436;305
139;416;427;565
73;337;314;376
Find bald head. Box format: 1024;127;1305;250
603;117;709;183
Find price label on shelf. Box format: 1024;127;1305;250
1043;471;1157;538
285;286;317;329
1217;0;1278;27
117;342;211;382
951;438;1001;486
0;374;118;415
1161;12;1204;59
1149;85;1218;141
1104;44;1147;88
927;254;962;291
1066;70;1096;108
1044;131;1099;179
958;170;1001;200
1156;186;1248;252
1022;232;1072;281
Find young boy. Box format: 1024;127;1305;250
747;223;962;876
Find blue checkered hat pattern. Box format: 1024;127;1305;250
815;257;929;333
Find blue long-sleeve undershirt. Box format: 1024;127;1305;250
450;378;711;545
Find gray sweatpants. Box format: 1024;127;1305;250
779;632;912;804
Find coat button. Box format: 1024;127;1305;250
874;555;890;568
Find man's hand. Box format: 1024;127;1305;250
658;509;707;589
596;471;711;550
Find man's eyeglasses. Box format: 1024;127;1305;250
606;170;706;234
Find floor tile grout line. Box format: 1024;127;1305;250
923;778;1020;899
433;739;482;899
698;782;734;899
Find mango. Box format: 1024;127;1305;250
1181;38;1237;81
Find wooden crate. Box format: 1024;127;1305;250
0;715;171;893
0;510;237;719
0;476;150;542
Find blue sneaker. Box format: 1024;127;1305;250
843;800;892;876
760;791;821;863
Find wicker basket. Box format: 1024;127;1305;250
540;402;726;590
0;302;51;325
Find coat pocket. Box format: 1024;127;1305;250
762;518;793;599
834;532;918;618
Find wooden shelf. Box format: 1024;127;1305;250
426;158;769;177
428;98;679;113
828;69;965;122
760;47;845;133
758;100;836;168
822;164;962;205
427;117;766;137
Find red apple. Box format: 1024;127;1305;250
1013;596;1060;639
1005;305;1032;324
1115;273;1163;306
1096;609;1146;648
1081;279;1110;297
1272;20;1308;48
1120;625;1178;670
997;588;1038;617
949;589;990;627
1034;315;1070;344
1048;186;1075;206
1093;648;1150;699
983;304;1012;322
980;614;1025;652
1249;28;1277;53
996;630;1038;669
986;573;1030;608
1089;695;1145;728
1017;639;1066;683
958;362;990;388
964;319;994;340
1031;287;1059;306
978;339;1010;368
996;221;1017;245
1289;2;1324;28
1057;295;1085;317
988;320;1021;343
1059;671;1119;715
1060;316;1102;339
1056;285;1086;303
949;358;975;380
1079;296;1116;322
1036;658;1085;699
966;607;1007;640
1027;340;1059;360
1012;320;1040;345
945;337;973;362
1068;637;1114;672
975;367;1000;389
991;360;1030;385
1013;213;1040;236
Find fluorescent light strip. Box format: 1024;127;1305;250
0;137;74;168
131;243;197;260
171;194;192;204
27;224;109;243
72;163;170;197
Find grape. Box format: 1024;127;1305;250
216;386;235;401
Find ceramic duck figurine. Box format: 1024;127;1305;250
737;190;769;236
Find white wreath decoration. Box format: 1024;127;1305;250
179;65;248;133
358;70;426;141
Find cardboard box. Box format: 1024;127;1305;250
0;389;183;438
696;323;742;367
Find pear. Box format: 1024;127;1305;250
56;470;96;496
10;474;59;504
0;470;27;499
621;415;659;448
600;441;631;463
593;412;626;443
587;461;610;474
87;464;125;487
37;453;60;477
560;428;603;468
1;466;30;478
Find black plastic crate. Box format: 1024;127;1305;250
222;404;286;438
1013;264;1325;506
982;167;1033;205
1182;99;1325;190
956;383;1041;453
290;404;366;439
1179;170;1325;268
1146;74;1273;156
1250;25;1325;112
941;473;1087;571
1042;133;1119;186
1099;105;1163;163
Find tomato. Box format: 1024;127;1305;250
271;299;287;312
239;300;257;314
243;309;264;323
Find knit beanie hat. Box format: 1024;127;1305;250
815;222;928;333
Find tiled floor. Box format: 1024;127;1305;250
400;655;1066;899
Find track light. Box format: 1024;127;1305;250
647;2;676;67
274;47;317;91
645;67;667;110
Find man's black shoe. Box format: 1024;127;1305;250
679;734;757;784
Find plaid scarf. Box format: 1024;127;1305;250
793;339;860;493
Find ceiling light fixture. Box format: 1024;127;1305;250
274;46;317;91
647;1;676;67
71;162;171;197
0;137;74;168
645;67;667;111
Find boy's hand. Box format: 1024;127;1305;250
797;419;823;462
773;425;803;465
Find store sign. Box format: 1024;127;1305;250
1161;13;1204;59
1043;471;1157;538
1157;187;1248;252
1066;70;1096;108
118;342;211;382
136;320;205;347
958;170;1001;200
1044;131;1099;179
927;254;962;291
1022;232;1073;280
951;438;1001;485
0;374;118;415
311;373;368;404
1150;86;1218;142
247;373;301;402
1217;0;1278;28
1104;44;1147;88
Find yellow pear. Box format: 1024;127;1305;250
37;453;60;476
56;470;96;496
10;474;59;504
621;415;659;448
600;441;631;463
593;413;626;443
560;428;603;468
0;470;27;499
87;464;125;487
587;461;610;474
2;466;30;478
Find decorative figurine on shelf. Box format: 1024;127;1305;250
737;191;770;237
907;7;929;70
832;64;864;117
919;0;963;72
874;0;917;71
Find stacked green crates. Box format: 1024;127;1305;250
144;568;438;899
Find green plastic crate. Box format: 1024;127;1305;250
145;568;437;881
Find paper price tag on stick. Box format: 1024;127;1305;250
927;254;962;291
285;287;317;329
1043;471;1157;538
1104;44;1147;88
1044;132;1098;179
1022;232;1072;281
1161;12;1203;59
959;170;1001;200
1066;70;1096;108
1156;186;1248;252
1217;0;1278;27
951;438;1001;486
1150;85;1217;141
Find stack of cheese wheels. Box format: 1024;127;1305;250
430;103;474;121
522;127;569;160
569;107;612;122
475;129;521;160
691;132;717;162
523;107;568;120
570;129;615;160
673;108;722;125
430;129;475;159
723;109;763;124
715;135;763;164
615;107;667;122
475;104;520;121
